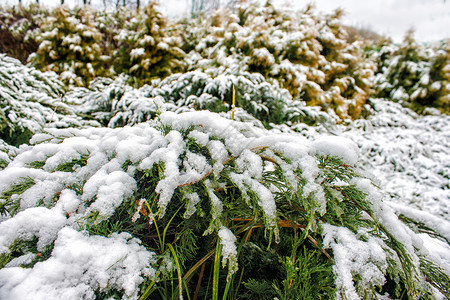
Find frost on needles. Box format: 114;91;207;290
0;110;448;299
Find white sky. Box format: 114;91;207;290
2;0;449;43
279;0;450;43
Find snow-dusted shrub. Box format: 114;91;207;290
269;96;450;223
28;6;108;87
374;31;450;114
183;2;374;120
0;110;448;299
65;71;333;129
65;76;165;128
112;1;185;86
154;71;333;126
94;7;130;66
429;41;450;112
0;4;44;63
0;54;97;146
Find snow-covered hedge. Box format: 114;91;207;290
0;54;98;146
0;4;43;63
112;1;185;86
65;71;333;129
0;110;448;299
28;6;108;87
154;71;333;126
374;32;450;114
183;3;375;120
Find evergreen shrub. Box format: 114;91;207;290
0;109;448;299
28;6;107;87
0;4;43;63
112;1;186;86
374;31;450;114
182;2;374;120
65;71;333;129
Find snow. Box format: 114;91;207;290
207;139;229;176
310;136;359;165
130;48;145;59
218;226;238;276
204;179;223;223
251;48;275;66
417;233;450;275
0;228;157;300
0;6;449;296
342;99;450;220
0;207;67;254
183;192;200;219
84;169;137;220
140;129;186;217
323;224;388;300
188;130;210;146
387;201;450;242
57;189;82;215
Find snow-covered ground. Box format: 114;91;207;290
274;99;450;222
345;100;450;221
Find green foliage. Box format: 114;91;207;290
0;121;33;147
0;159;7;170
273;247;335;299
0;237;55;269
53;153;89;172
242;279;274;300
399;214;449;243
318;155;357;183
85;203;142;237
419;256;450;298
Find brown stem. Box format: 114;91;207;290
193;263;206;300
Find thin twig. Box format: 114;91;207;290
305;233;334;263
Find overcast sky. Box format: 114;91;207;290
281;0;450;43
3;0;449;43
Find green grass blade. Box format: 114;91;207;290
212;242;221;300
168;243;184;300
